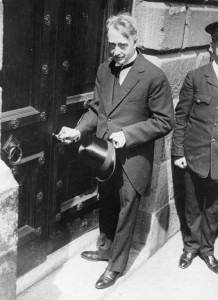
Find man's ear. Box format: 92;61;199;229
209;41;215;62
134;36;138;47
209;41;214;54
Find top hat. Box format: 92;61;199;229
78;132;116;182
205;21;218;40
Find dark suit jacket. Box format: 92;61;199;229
172;62;218;180
77;52;174;195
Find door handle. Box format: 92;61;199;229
2;135;23;165
8;144;23;165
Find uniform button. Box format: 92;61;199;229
217;107;218;110
215;123;218;126
197;99;200;103
108;118;111;122
212;139;215;142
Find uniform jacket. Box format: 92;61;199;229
172;62;218;180
77;52;174;195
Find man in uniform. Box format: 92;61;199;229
172;21;218;274
58;13;174;288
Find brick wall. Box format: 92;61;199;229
131;1;218;258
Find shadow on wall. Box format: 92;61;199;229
126;134;174;271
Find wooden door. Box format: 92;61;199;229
1;0;131;276
1;0;60;276
46;0;107;254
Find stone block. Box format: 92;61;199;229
134;1;186;51
0;161;18;251
195;49;210;68
149;202;179;255
0;251;17;299
173;98;179;108
140;160;174;213
132;201;180;257
0;160;18;300
153;131;173;165
144;51;197;99
183;5;218;49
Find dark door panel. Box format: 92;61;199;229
1;0;51;276
2;0;35;112
1;0;131;275
47;0;108;253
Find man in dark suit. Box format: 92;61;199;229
58;13;174;288
172;21;218;274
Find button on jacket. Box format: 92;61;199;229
172;62;218;179
77;52;174;196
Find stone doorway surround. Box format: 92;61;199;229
0;159;19;300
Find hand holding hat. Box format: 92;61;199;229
57;126;81;144
109;131;126;149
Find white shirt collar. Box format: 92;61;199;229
212;60;218;77
124;50;138;66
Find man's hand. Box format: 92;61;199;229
57;127;81;144
174;156;187;169
109;131;126;149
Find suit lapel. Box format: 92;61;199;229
104;65;114;112
107;53;145;115
205;62;218;88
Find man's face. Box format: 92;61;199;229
107;27;137;65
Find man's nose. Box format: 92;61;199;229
114;46;121;56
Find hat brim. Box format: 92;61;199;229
96;141;116;182
205;22;218;39
78;133;116;182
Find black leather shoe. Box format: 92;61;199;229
179;252;196;269
95;269;122;289
201;255;218;274
81;251;108;262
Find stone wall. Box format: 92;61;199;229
131;1;218;258
0;1;19;299
0;161;19;300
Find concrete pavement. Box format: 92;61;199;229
17;231;218;300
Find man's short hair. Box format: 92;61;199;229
106;13;137;40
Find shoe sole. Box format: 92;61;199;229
206;264;218;274
95;282;115;289
200;255;218;274
179;254;197;269
179;262;192;269
81;253;108;262
95;274;122;289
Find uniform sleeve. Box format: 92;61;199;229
171;72;194;157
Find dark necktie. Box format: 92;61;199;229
111;59;136;105
111;59;136;79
